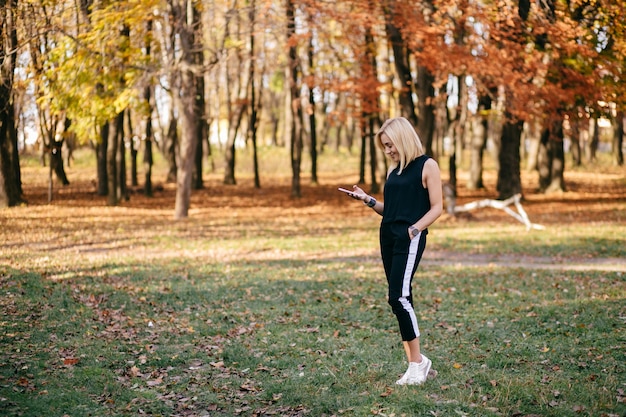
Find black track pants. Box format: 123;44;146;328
379;222;427;342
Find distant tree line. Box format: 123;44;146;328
1;0;624;217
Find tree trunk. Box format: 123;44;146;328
613;110;624;166
497;116;523;200
223;105;245;185
545;135;565;193
0;0;22;208
250;105;261;188
174;73;198;219
0;105;21;208
538;117;566;193
283;76;292;149
96;123;108;196
569;115;582;167
585;118;598;163
270;104;280;147
113;26;130;203
107;112;123;206
287;0;303;198
368;115;379;194
128;110;138;187
487;88;502;172
222;6;246;186
193;5;205;191
144;115;153;197
467;115;487;190
449;75;469;191
537;127;551;191
382;5;417;127
538;118;565;193
143;20;154;196
363;27;379;193
307;20;318;184
248;0;262;189
50;139;69;186
416;66;436;157
118;112;128;201
164;4;178;185
194;120;204;190
307;88;318;185
173;0;200;219
524;118;542;172
143;86;154;196
164;114;178;183
359;117;366;184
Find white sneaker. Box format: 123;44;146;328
395;355;432;385
396;365;437;385
395;368;411;385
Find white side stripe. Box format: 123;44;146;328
400;231;421;337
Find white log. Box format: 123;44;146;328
452;193;545;230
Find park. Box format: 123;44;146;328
1;0;625;416
1;146;624;416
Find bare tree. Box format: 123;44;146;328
286;0;303;198
170;0;201;219
0;0;22;207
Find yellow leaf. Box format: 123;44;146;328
453;363;463;369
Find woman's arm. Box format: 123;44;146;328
410;158;443;234
345;185;384;216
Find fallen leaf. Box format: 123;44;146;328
380;387;393;397
146;378;162;386
129;366;141;377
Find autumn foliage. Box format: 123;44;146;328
1;0;625;212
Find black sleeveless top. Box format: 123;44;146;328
382;155;431;227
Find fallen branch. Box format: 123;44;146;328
449;191;545;230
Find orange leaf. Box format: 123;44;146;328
380;387;393;397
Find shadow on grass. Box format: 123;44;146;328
1;259;625;417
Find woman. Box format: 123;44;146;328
343;117;443;385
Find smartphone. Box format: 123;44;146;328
337;187;355;195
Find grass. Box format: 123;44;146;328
2;221;625;416
432;223;625;258
1;146;625;416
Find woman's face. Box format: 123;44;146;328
380;133;399;162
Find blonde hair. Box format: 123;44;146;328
375;117;424;174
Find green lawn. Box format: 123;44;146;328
1;205;624;417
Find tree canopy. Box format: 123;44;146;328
1;0;624;213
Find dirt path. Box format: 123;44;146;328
423;250;625;272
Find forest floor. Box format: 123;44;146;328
11;151;626;273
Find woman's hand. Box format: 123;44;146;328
348;185;368;201
341;185;383;216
